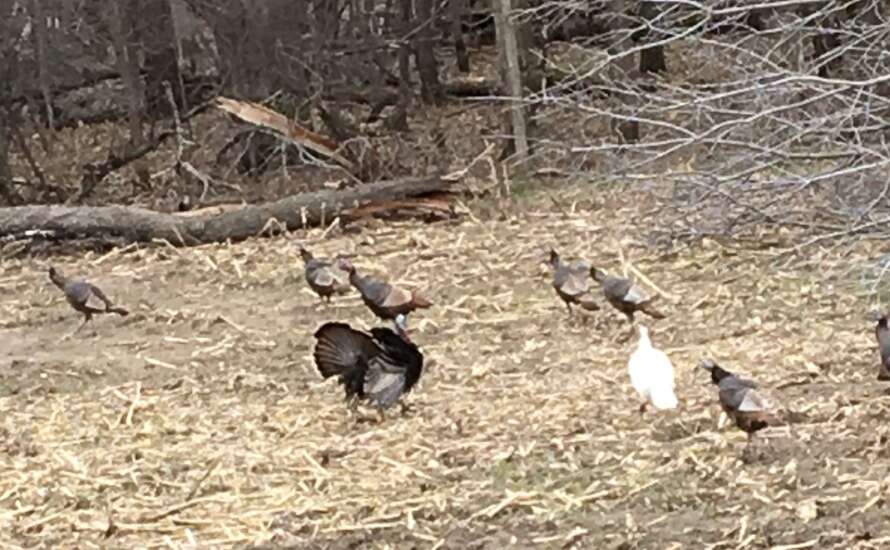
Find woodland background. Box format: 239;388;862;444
0;0;887;254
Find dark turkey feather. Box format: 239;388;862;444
313;321;424;410
337;259;432;321
300;247;348;302
49;266;128;335
363;366;407;409
547;249;599;317
875;314;890;380
313;323;376;377
591;267;665;323
701;359;777;435
355;275;395;308
369;327;424;394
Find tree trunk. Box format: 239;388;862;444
414;0;442;105
495;0;528;159
268;0;312;100
140;0;182;118
315;0;342;39
0;12;22;206
30;0;55;133
194;1;269;98
450;0;470;73
0;176;452;247
106;0;145;146
0;110;14;206
638;1;667;74
388;0;413;131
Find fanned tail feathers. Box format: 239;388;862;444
313;322;423;409
313;323;368;379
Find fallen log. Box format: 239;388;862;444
0;176;451;248
342;192;460;223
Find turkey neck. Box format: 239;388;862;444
49;269;68;290
348;268;365;289
877;318;890;345
709;365;734;385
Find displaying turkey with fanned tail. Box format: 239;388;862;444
299;246;349;303
48;266;129;339
313;315;424;420
337;258;432;328
546;249;600;319
591;267;665;324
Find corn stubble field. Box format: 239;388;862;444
2;185;889;549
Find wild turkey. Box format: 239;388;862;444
336;258;432;326
875;313;890;381
546;249;599;318
48;266;128;337
299;246;348;303
313;315;423;419
591;267;665;324
627;325;678;414
701;359;779;455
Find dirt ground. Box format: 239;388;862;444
2;184;890;549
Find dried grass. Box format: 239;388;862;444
2;184;890;549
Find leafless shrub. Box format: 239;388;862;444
517;0;890;251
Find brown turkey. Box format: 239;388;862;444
299;246;349;303
336;258;432;327
591;267;665;324
701;359;781;460
546;249;600;318
48;266;128;338
313;314;423;420
874;313;890;381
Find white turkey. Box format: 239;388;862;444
627;325;678;413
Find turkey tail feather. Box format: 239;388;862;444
411;293;433;308
641;300;666;319
313;322;376;379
